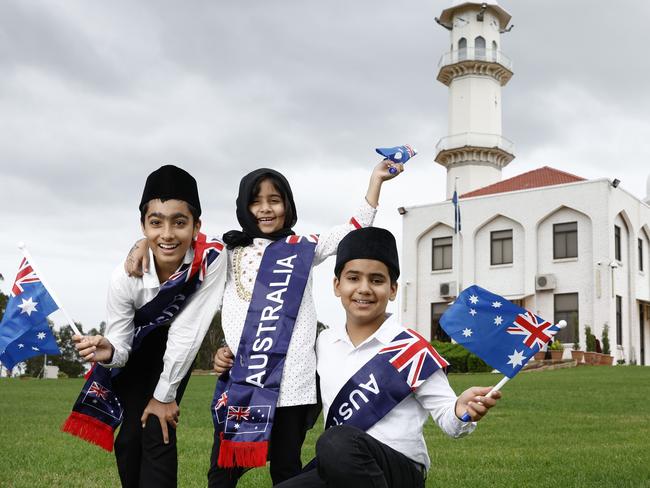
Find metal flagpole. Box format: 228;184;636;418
17;242;82;336
454;177;461;298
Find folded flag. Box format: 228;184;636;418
0;257;61;369
440;285;562;377
375;145;417;174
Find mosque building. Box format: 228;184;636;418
398;1;650;365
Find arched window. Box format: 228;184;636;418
475;36;486;60
492;40;498;62
458;37;467;61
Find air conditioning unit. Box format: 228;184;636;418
440;281;457;298
535;274;556;291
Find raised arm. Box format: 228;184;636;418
313;159;404;266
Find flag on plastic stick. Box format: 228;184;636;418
0;257;61;369
440;285;563;377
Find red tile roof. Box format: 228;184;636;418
460;166;586;198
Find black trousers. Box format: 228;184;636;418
112;326;193;488
275;425;425;488
208;404;315;487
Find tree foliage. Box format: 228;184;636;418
194;311;224;371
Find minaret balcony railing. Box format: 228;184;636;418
435;132;514;155
438;48;513;71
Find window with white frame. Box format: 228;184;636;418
491;229;513;265
432;237;453;271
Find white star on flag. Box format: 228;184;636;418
494;316;503;326
492;301;502;308
18;297;38;316
37;332;46;340
469;295;479;305
31;346;40;351
469;309;477;316
18;344;25;349
507;349;526;368
234;423;240;430
462;328;473;337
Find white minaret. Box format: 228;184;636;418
435;1;515;199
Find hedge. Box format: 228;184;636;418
431;340;492;373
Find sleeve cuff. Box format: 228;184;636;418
153;378;177;404
99;345;128;369
447;407;477;437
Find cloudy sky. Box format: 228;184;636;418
1;0;649;333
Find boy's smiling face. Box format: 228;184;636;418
249;179;286;234
141;199;201;281
334;259;398;329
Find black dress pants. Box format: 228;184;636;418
275;425;425;488
207;404;314;487
112;326;193;488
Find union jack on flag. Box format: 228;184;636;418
378;329;448;389
11;258;40;297
227;406;250;422
167;233;224;284
88;381;110;400
507;311;557;349
215;391;228;410
440;285;563;378
286;234;319;244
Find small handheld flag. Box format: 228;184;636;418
440;285;566;421
0;257;61;369
452;189;461;234
375;145;417;174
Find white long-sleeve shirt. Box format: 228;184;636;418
316;315;476;470
102;244;227;403
221;201;376;407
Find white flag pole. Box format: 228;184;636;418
459;320;567;422
17;242;82;336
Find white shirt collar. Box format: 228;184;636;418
142;246;194;289
329;314;400;348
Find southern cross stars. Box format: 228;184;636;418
492;301;502;308
494;316;503;326
37;332;46;340
18;297;38;316
469;309;477;316
462;328;473;338
469;295;479;305
507;349;526;368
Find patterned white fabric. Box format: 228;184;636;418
221;201;377;407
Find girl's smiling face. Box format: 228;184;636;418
249;178;286;234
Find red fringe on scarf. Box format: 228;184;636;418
61;411;114;452
217;433;268;468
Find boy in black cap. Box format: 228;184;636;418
273;227;502;487
68;165;227;487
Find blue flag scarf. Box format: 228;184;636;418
325;327;448;430
211;235;317;468
62;233;224;451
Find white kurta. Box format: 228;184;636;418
221;201;376;407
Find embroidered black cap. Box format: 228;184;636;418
139;164;201;216
335;227;400;281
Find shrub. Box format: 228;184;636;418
602;324;611;355
549;338;563;351
585;326;596;352
431;341;491;373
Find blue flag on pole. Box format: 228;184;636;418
440;285;561;377
0;257;60;369
452;190;461;234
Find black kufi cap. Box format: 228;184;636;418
139;164;201;216
335;227;400;281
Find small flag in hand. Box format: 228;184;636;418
440;285;561;377
0;258;60;369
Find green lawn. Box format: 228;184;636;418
1;367;649;487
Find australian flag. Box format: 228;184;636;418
440;285;561;377
0;258;60;369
